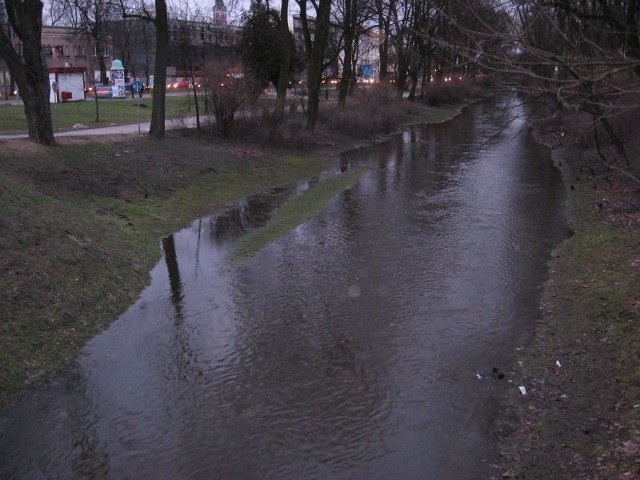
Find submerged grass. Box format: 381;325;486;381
233;169;364;259
0;136;336;409
0;95;466;411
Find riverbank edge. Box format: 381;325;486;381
497;128;640;478
0;100;467;413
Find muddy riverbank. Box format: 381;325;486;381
497;121;640;479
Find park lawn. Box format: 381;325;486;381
0;94;199;133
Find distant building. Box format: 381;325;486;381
40;26;113;73
1;23;115;101
0;0;239;100
40;26;115;102
107;0;239;87
213;0;227;26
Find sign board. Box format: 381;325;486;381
132;80;144;93
360;64;374;79
111;69;125;86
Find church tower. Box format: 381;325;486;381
213;0;227;26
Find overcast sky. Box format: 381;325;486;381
42;0;304;26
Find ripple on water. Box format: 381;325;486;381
0;96;567;480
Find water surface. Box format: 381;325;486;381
0;97;567;479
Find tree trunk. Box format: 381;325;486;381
2;70;8;100
395;56;409;99
305;0;332;131
408;71;418;101
275;0;291;120
20;70;55;145
0;0;55;145
420;52;432;100
191;67;200;131
149;0;168;140
375;0;389;82
93;79;100;123
337;0;354;107
97;44;108;84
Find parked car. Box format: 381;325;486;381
86;85;112;98
167;80;190;89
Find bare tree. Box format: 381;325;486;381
0;0;55;145
108;17;154;89
170;1;209;131
149;0;167;139
60;0;116;84
44;0;69;25
332;0;376;106
295;0;333;130
203;57;256;136
445;0;640;171
275;0;291;118
374;0;390;82
118;0;168;139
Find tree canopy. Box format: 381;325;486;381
239;1;301;90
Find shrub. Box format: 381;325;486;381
202;59;259;137
217;105;315;147
319;87;403;137
422;77;483;106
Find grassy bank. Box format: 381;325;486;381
0;95;196;133
0;136;339;409
0;96;462;411
499;145;640;478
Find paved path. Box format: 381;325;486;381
0;116;200;141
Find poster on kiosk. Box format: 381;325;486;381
110;59;126;98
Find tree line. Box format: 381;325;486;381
1;0;639;173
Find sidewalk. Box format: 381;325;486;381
0;116;199;141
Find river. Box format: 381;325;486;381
0;96;567;479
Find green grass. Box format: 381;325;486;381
499;169;640;477
0;137;338;408
0;94;198;132
233;169;364;258
92;153;338;241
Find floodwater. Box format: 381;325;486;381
0;96;567;479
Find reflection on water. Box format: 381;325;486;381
0;96;567;479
